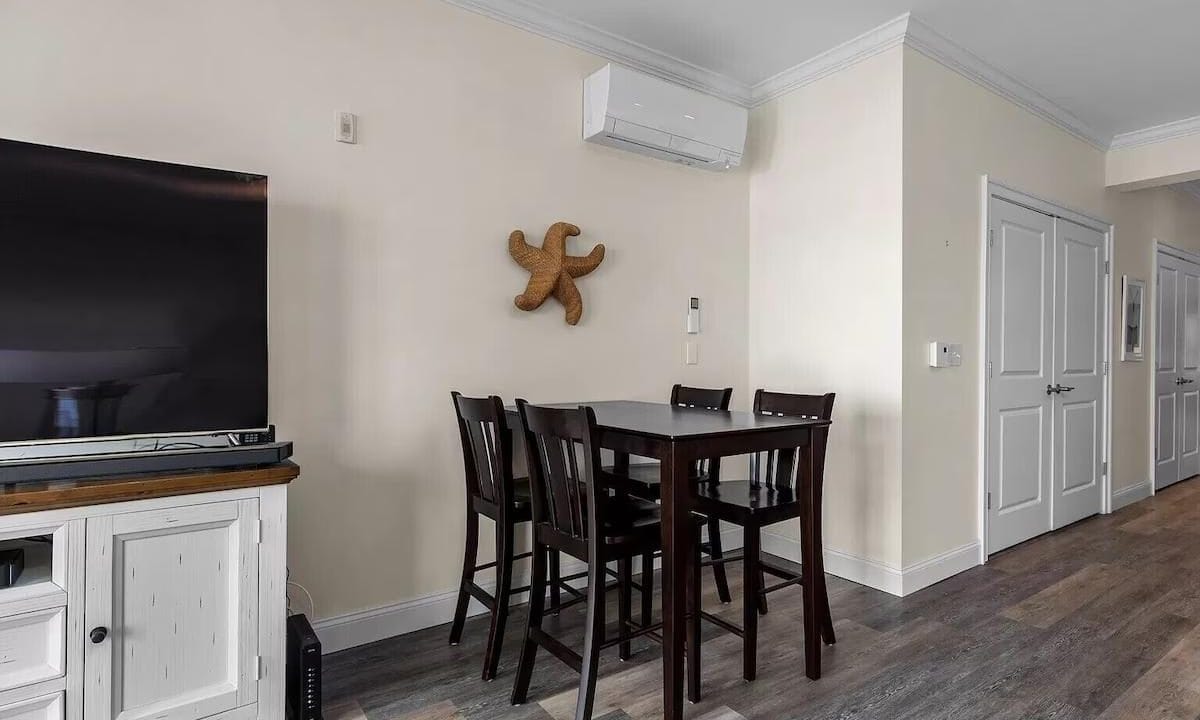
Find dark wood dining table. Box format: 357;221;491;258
506;400;831;720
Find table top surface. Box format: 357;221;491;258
505;400;829;441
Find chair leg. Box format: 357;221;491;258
449;508;479;646
618;557;632;660
641;552;654;626
811;488;836;646
706;517;732;604
819;574;837;645
549;550;562;614
687;538;702;702
759;565;770;616
482;518;515;681
510;543;547;705
742;527;759;682
574;553;607;720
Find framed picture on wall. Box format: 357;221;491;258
1122;275;1145;362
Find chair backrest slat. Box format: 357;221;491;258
517;400;604;544
452;391;514;509
670;383;733;411
750;389;835;489
669;384;733;481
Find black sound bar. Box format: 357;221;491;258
0;441;293;484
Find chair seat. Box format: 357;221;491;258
601;496;666;545
473;477;535;522
691;481;804;526
528;489;687;549
605;462;715;500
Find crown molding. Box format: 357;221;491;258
1110;114;1200;151
748;14;910;106
902;15;1109;150
439;0;1139;151
440;0;751;105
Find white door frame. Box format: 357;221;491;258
978;176;1114;563
1150;240;1200;495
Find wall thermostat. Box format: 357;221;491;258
687;297;700;334
928;342;963;368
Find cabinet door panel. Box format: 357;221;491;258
85;500;259;720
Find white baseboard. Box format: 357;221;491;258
898;541;981;595
316;528;980;654
724;528;979;597
314;555;589;655
821;544;906;596
726;530;904;596
315;585;470;655
1111;480;1152;511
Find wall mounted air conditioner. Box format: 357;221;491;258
583;64;747;171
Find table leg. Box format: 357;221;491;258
799;436;821;680
661;444;690;719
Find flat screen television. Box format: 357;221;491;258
0;139;268;445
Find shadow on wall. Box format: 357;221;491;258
269;200;355;616
756;387;898;566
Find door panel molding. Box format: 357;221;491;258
982;177;1112;557
1155;246;1200;488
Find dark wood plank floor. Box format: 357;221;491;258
324;478;1200;719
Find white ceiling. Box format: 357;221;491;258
486;0;1200;142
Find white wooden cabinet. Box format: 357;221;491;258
0;472;291;720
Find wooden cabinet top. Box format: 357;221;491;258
0;462;299;516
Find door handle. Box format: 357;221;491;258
1046;384;1075;395
90;626;108;644
1177;378;1195;385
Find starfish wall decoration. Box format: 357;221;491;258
508;221;605;325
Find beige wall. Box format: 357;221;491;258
1151;188;1200;249
7;0;1200;620
1108;187;1200;495
1107;188;1158;494
747;48;905;569
1108;133;1200;190
900;48;1110;566
0;0;750;620
901;48;1200;566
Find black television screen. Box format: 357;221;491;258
0;139;268;443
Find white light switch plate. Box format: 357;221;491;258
685;341;698;365
337;112;358;144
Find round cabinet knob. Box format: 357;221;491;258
90;627;108;644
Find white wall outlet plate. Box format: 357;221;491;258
928;342;963;368
336;112;358;144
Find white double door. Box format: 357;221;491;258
987;197;1107;554
1154;248;1200;490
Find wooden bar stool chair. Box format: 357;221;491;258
448;391;565;681
691;389;837;682
510;400;703;720
609;384;736;616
